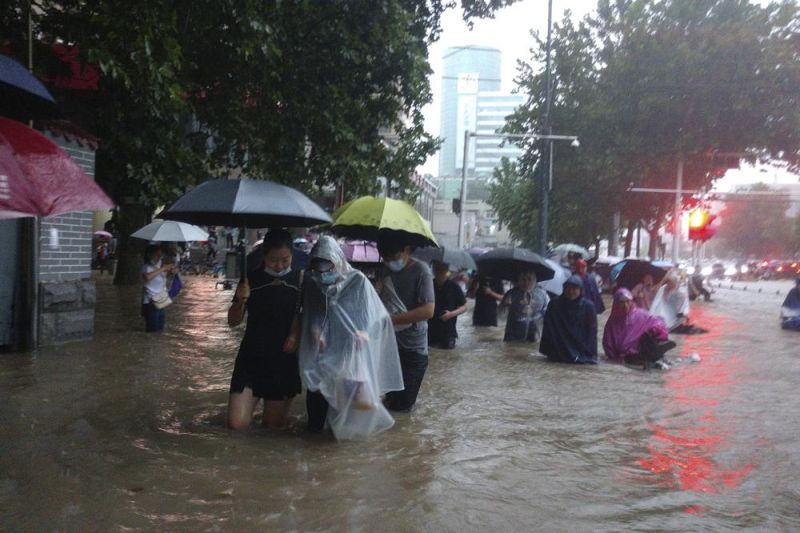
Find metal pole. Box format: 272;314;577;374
457;130;470;248
537;0;554;255
25;0;39;350
671;154;684;264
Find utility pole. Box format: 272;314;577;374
457;129;470;248
671;154;684;264
537;0;554;255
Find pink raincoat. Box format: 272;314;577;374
603;288;669;362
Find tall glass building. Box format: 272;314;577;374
438;46;523;178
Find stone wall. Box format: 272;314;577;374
39;280;96;344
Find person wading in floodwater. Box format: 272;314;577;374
226;230;303;430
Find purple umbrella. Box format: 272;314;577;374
341;240;380;264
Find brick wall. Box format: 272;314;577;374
38;139;96;283
38;134;98;344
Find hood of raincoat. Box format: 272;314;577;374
300;236;404;439
781;284;800;319
603;288;668;361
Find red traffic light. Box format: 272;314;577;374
688;209;717;241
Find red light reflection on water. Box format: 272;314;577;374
637;307;755;495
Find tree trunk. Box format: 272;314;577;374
647;221;660;260
607;212;620;256
113;202;152;285
623;219;635;257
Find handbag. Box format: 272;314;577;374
150;289;173;309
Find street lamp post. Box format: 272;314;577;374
456;130;579;248
539;0;554;256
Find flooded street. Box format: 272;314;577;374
2;275;799;531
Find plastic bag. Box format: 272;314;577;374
150;290;172;309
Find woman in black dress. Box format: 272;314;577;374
227;230;303;429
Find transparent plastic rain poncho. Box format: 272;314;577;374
299;236;404;439
650;276;690;331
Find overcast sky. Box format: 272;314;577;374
419;0;798;190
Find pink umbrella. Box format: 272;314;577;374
0;117;114;219
341;240;380;264
93;230;113;240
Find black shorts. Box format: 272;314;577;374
229;351;301;401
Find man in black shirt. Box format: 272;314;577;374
428;260;468;349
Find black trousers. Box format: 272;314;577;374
306;390;329;432
384;349;428;412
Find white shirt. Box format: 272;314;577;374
141;263;166;303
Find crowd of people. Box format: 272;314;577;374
140;230;738;439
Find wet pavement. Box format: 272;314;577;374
1;275;798;531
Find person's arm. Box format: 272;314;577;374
228;280;250;327
391;302;435;326
483;285;504;302
142;264;174;282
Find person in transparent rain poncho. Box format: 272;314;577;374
299;236;404;439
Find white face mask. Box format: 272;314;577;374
386;258;406;272
151;259;162;268
264;266;291;277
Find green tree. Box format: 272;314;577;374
716;183;794;257
491;0;800;257
2;0;512;283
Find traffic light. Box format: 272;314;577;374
687;208;717;241
452;198;461;215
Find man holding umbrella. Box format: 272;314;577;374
377;233;435;412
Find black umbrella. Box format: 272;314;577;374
0;54;59;121
162;179;332;228
413;247;477;271
162;178;331;280
476;247;555;282
610;259;669;290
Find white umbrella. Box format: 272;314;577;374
538;258;571;295
131;220;209;242
551;243;590;259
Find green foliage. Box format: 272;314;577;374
491;0;800;249
2;0;514;210
488;158;538;247
716;183;795;257
2;0;513;282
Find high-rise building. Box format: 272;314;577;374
439;45;501;177
438;45;523;179
474;92;525;176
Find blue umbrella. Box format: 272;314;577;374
0;54;59;121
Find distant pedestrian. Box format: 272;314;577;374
377;234;435;412
688;265;712;301
574;258;605;314
226;230;302;430
468;275;505;326
780;278;800;330
539;275;598;364
631;273;661;310
141;244;176;332
500;270;549;343
651;273;707;334
428;260;468;349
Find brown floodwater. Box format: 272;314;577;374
1;275;798;531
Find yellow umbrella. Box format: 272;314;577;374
331;196;438;247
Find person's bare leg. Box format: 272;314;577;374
227;388;259;430
262;399;293;428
